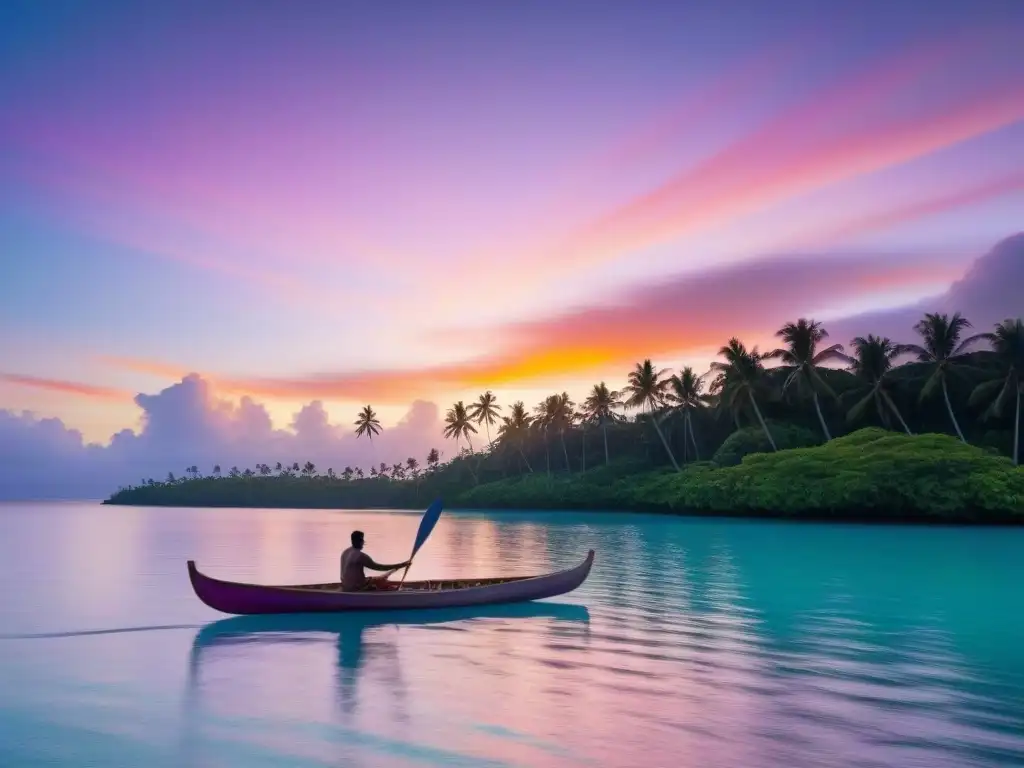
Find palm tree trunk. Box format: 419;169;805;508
581;425;587;473
602;421;610;465
811;390;832;441
749;392;777;450
518;443;533;473
560;430;570;472
1014;386;1020;467
463;439;479;484
686;413;700;461
882;389;912;434
941;377;967;443
651;418;681;472
543;431;551;476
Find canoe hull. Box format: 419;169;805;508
187;550;595;615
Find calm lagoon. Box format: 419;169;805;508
1;502;1022;767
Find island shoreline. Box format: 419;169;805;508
102;428;1024;526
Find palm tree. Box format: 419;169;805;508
665;367;708;461
497;401;534;473
582;382;622;466
709;339;777;451
553;392;575;471
342;466;354;481
426;448;440;472
444;402;479;485
443;401;478;457
897;312;985;443
355;468;364;479
228;466;240;478
274;462;283;474
354;405;382;441
212;464;221;477
242;468;254;478
844;335;912;434
970;318;1024;465
406;457;419;477
302;461;316;477
623;359;680;471
533;397;555;475
768;318;846;440
468;391;502;446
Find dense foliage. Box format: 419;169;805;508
106;313;1024;522
458;430;1024;522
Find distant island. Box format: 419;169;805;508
105;313;1024;524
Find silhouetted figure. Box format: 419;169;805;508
340;530;409;591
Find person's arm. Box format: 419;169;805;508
360;552;410;572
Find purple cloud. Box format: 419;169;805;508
0;375;442;499
827;232;1024;345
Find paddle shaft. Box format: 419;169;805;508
396;560;413;590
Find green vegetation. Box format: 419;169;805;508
460;429;1024;522
105;313;1024;523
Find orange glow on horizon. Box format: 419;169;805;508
77;252;963;407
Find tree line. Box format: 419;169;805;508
115;311;1023;499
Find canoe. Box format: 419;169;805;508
187;549;595;615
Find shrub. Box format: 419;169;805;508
711;422;820;466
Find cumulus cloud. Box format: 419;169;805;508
0;375;442;500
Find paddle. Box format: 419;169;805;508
396;498;443;590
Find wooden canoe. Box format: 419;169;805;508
187;549;595;615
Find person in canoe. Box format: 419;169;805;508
340;530;411;591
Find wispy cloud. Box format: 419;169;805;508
537;31;1023;273
787;170;1024;249
96;249;967;402
0;374;133;401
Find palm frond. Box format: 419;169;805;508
918;368;943;401
811;343;847;365
846;390;876;424
952;332;989;357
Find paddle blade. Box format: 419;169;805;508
410;499;443;559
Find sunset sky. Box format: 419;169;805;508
2;0;1023;458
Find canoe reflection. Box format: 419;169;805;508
186;602;591;720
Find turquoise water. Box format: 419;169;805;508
1;502;1023;767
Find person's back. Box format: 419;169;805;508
340;530;409;591
340;545;370;591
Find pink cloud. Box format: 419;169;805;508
0;374;132;402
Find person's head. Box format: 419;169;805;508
351;530;365;550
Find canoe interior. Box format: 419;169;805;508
280;575;534;593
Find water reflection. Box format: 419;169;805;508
184;603;591;763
